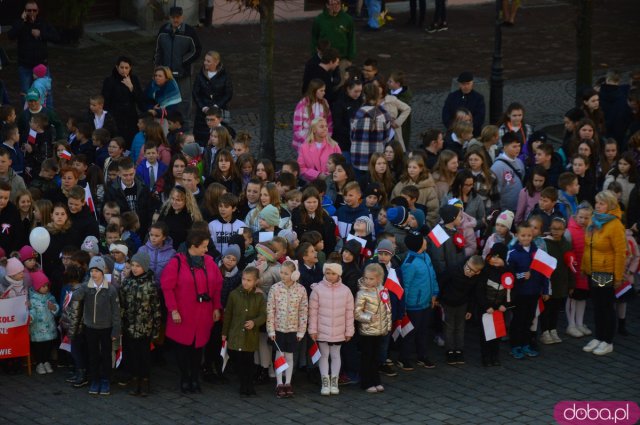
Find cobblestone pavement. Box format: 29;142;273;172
1;297;639;424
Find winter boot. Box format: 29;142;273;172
140;378;150;397
320;375;330;395
618;318;629;336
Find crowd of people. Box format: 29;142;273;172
0;0;639;401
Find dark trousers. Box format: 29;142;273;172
433;0;447;23
230;350;255;393
442;303;467;351
128;337;152;379
85;327;112;381
204;321;224;375
592;286;616;344
540;297;562;332
401;308;431;361
377;333;391;365
480;329;500;360
409;0;426;22
32;340;53;364
359;335;382;389
174;341;202;383
341;331;360;376
509;294;538;348
71;333;87;369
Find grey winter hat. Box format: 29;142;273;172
89;256;106;274
223;244;241;260
131;251;151;273
81;236;99;255
376;239;395;255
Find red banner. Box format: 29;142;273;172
0;295;30;359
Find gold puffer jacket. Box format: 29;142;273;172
354;281;392;337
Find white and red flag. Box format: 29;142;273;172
482;311;507;341
274;354;289;374
384;268;404;299
400;314;414;337
27;129;37;145
60;150;72;160
535;297;545;318
220;340;229;372
615;281;632;298
530;249;557;278
428;224;450;248
308;342;321;365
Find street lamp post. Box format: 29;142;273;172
489;0;503;124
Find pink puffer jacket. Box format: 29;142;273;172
308;278;355;343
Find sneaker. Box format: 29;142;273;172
593;341;613;356
510;347;524;360
36;363;46;375
539;331;554;345
579;325;592;336
446;351;456;365
522;345;539;357
583;338;601;353
330;376;339;395
437;22;448;31
566;325;584;338
384;358;394;366
65;370;79;383
375;385;385;392
416;357;435;369
88;380;100;395
72;372;89;388
366;386;378;393
550;330;563;343
434;335;445;347
426;24;438;33
396;360;415;371
99;379;111;396
455;350;465;365
44;362;54;373
379;364;397;377
320;376;330;396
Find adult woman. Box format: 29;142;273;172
161;229;223;393
157;186;204;249
331;79;363;160
43;166;79;205
581;191;625;356
298;117;342;182
43;204;75;298
156;154;187;203
102;137;126;182
292;79;333;151
360;152;394;198
145;66;182;122
581;88;606;137
375;79;411;151
102;56;146;145
326;160;356;210
464;147;500;213
350;83;391;173
441;169;486;231
390;155;439;227
291;187;337;255
431;149;459;201
192;51;233;144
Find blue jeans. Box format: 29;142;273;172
377;332;391;365
365;0;382;28
19;65;53;108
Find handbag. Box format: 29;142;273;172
589;234;614;288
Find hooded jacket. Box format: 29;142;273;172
137;238;176;287
400;250;439;311
28;288;59;342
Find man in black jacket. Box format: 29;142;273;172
67;185;100;246
441;71;486;137
153;6;202;129
104;158;151;236
7;0;59;105
0;181;26;254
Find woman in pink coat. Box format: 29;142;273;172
161;230;223;394
298;117;342;183
308;262;354;395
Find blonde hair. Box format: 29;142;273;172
364;263;385;281
595;190;619;211
154;66;174;81
160;187;204;222
305;117;338;147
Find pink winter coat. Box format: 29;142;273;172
515;188;540;226
308;278;355;343
161;253;223;348
566;217;588;291
292;98;333;151
297;140;342;182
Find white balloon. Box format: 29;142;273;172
29;227;51;254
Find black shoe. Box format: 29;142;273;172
254;367;269;384
618;319;629;336
491;357;501;367
482;357;491;367
180;379;192;394
192;379;202;393
71;370;88;388
446;350;456;365
378;364;398;377
455;350;465;365
396;360;415;371
416;357;435;369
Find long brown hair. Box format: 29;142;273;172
304;79;330;120
367;152;394;195
300;186;325;226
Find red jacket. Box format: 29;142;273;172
161;253;223;348
567;217;588;291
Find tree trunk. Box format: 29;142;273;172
258;0;276;163
575;0;593;105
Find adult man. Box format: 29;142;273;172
0;147;27;203
105;157;151;234
154;7;202;129
362;59;380;84
311;0;356;66
7;0;59;105
16;89;65;140
67;185;100;242
441;71;486;137
0;181;26;255
302;48;341;105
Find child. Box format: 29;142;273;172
527;187;566;234
60;266;89;387
267;259;308;398
603;153;637;209
88;95;118;137
283;189;302;218
29;64;51;108
1;258;27;298
136;142;167;192
130;114;151;162
571;154;596;206
254;204;281;243
208;193;246;256
241;227;257;264
533;143;563;188
233;131;251;158
222;267;266;396
30;158;59;194
341;239;363;297
68;256;121;395
119;252;161;396
308;262;355;395
565;203;592;338
557;172;580;219
385;206;411;254
428;205;466;281
483;210;515;258
29;271;59;374
1;123;25;176
166;110;185;151
336;182;370;239
121;212;142;253
490;132;525;213
136;222;174;287
108;241;129;290
24;113;52;177
475;243;509;366
73;123;96;165
515;166;547;226
271;236;289;264
376;206;388;237
354;263;391;393
440;255;484;365
615;228;639;337
351;215;376;262
506;223;549;359
92;128;111;170
296;242;322;296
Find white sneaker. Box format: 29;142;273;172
330;376;339;395
593;341;613;356
320;376;330;396
43;362;54;373
434;336;445;347
550;329;563;343
583;339;601;352
36;363;46;375
566;325;584;338
579;325;592;336
539;331;554;345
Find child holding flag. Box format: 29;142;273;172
354;264;392;393
266;259;308;398
506;223;550;360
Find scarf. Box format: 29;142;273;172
588;212;616;231
187;253;205;269
147;79;181;109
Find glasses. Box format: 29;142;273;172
464;263;481;275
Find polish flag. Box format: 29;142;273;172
384;268;404;299
308;342;321;364
59;335;71;352
60;149;72;160
115;345;123;368
274;354;289;374
428;224;450;248
615;281;633;298
391;320;402;341
530;249;557;278
482;311;507;341
220;340;229;372
535;297;545;318
27;129;37;145
400;314;414;337
84;185;97;218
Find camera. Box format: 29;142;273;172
197;293;211;303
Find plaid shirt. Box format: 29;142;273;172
350;104;391;171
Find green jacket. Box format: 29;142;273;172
222;286;266;352
311;9;356;61
120;271;162;339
